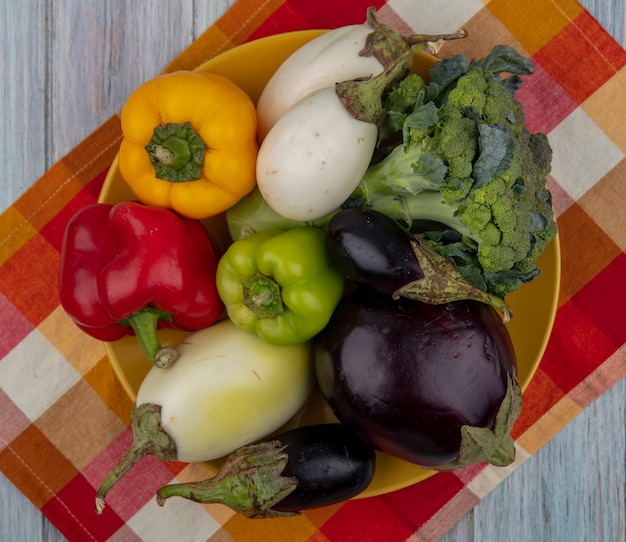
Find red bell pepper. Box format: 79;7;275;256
59;201;222;367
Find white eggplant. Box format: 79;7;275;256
96;319;314;513
255;10;469;223
256;24;384;141
255;7;466;142
256;86;378;222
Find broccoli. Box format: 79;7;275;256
347;45;557;298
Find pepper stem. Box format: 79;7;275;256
95;403;178;514
151;137;191;168
124;307;179;368
145;121;207;182
156;441;299;519
241;273;284;319
392;236;513;322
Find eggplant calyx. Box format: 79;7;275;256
434;372;523;471
96;403;177;514
361;7;412;69
337;10;467;126
155;441;299;519
336;43;421;125
392;236;513;323
362;8;468;68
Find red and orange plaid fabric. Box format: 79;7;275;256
1;0;625;540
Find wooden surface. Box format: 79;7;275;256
1;1;624;540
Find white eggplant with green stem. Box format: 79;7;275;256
256;86;378;222
256;26;467;222
257;7;463;141
257;9;386;141
95;319;314;514
256;23;382;141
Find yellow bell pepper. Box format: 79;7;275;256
118;70;258;219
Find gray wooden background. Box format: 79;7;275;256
1;1;624;541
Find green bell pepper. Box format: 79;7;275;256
216;227;344;345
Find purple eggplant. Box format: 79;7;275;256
155;424;376;518
326;208;512;322
326;207;424;294
314;288;522;470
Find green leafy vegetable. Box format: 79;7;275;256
349;45;557;298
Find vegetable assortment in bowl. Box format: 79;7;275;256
91;10;560;508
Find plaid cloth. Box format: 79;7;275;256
1;0;625;540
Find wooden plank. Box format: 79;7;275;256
468;378;626;541
48;0;195;163
0;0;49;208
582;0;625;40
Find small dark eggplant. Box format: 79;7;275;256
326;207;424;294
326;208;512;322
315;288;522;470
155;424;376;518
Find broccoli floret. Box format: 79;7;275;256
349;45;557;298
458;201;491;233
528;132;553;176
385;73;427;112
426;105;479;180
440;176;473;204
379;73;427;140
446;67;488;113
483;80;519;124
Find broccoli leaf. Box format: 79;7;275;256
473;124;514;187
403;101;439;142
484;267;541;298
501;75;524;95
385;110;410;134
405;102;439;130
427;55;468;101
472;45;534;76
529;211;548;232
412;153;447;186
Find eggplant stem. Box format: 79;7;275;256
393;237;513;322
406;28;468;45
362;8;467;69
336;42;425;125
95;403;177;514
155;441;299;519
433;372;522;471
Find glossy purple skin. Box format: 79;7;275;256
326;208;424;294
272;424;376;512
314;289;517;467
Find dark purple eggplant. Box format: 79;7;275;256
326;207;424;294
314;288;522;470
326;208;512;322
155;424;376;518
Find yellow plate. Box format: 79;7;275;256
98;30;561;498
